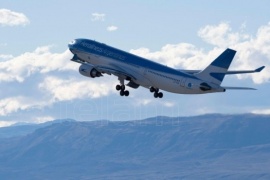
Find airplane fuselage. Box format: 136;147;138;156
69;39;224;95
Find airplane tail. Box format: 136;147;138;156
195;48;236;85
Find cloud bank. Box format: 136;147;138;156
0;46;73;83
0;9;30;26
131;22;270;84
0;46;115;117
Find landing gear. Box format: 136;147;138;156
124;90;129;96
116;85;121;91
120;90;125;96
150;87;156;93
150;87;163;98
116;84;129;97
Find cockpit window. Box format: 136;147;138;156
69;40;76;45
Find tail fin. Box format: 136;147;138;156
195;48;236;85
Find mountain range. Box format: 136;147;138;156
0;114;269;179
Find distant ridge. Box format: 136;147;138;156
0;118;76;138
0;114;269;179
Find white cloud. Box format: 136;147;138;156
0;47;74;83
131;22;270;84
0;46;117;117
240;22;247;31
91;13;105;21
0;97;31;116
0;9;30;26
135;98;175;108
130;44;210;69
164;102;175;107
107;25;118;31
39;76;114;102
0;75;116;117
0;76;114;117
198;22;249;48
0;121;15;127
136;98;153;106
252;109;270;115
0;95;54;117
195;107;215;115
0;54;13;60
35;116;55;123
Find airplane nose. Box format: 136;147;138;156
69;39;76;45
68;43;73;49
68;39;76;52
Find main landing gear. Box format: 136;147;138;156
116;84;129;96
150;87;163;98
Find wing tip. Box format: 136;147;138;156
255;66;265;72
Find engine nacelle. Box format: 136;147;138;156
79;64;102;78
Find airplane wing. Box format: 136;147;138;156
71;54;140;88
177;69;200;74
96;66;141;89
71;54;135;79
95;66;137;80
179;66;265;75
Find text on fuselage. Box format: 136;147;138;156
80;42;126;61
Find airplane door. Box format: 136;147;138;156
181;78;186;87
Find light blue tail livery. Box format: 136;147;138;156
196;49;236;85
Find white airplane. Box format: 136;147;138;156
68;39;264;98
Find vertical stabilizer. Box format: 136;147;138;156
195;48;236;85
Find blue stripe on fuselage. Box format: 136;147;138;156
70;38;197;79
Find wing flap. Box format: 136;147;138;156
70;54;137;81
178;69;200;74
96;66;137;80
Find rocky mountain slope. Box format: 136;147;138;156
0;114;269;179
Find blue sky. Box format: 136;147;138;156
0;1;270;126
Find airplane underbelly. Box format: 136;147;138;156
146;73;210;94
146;74;179;93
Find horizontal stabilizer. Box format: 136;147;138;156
255;66;265;72
222;86;257;90
180;66;265;75
223;66;265;74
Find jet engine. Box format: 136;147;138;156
79;64;102;78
